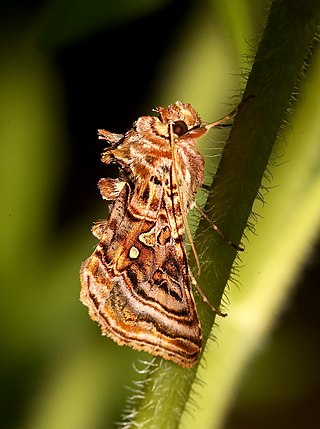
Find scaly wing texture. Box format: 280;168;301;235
80;182;201;367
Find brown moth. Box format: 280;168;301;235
80;101;241;367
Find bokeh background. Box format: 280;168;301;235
1;1;320;428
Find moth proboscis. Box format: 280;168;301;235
80;100;243;367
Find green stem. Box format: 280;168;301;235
124;1;320;428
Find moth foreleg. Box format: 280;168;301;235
189;271;227;317
194;202;244;251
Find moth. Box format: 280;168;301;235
80;101;242;367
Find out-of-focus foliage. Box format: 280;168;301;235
1;1;320;429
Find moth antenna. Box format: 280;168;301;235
168;122;202;276
194;202;244;251
189;270;227;317
204;95;254;130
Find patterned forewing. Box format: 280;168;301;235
80;180;202;367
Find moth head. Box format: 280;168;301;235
155;101;202;137
134;101;209;141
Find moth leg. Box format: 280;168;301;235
201;183;211;192
189;271;227;317
98;178;126;201
194;202;244;251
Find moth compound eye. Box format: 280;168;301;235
172;120;188;136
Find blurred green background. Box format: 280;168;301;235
1;1;320;428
